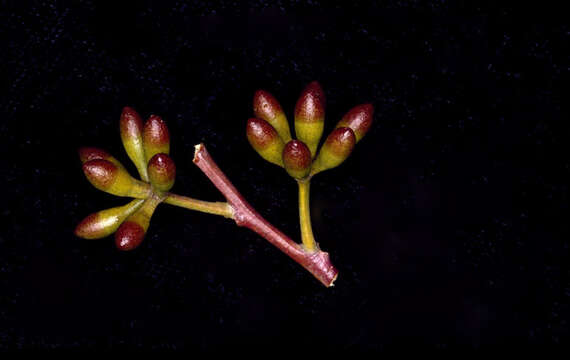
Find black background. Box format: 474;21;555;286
1;1;568;350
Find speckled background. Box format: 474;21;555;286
0;1;568;350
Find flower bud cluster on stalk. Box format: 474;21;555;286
76;107;174;251
75;82;373;287
247;81;374;251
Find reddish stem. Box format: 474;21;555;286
192;143;338;287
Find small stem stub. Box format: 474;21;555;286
192;143;338;287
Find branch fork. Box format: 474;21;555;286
76;81;373;288
192;143;338;287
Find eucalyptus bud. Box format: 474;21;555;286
120;106;149;181
115;195;162;251
246;117;285;167
253;89;292;142
282;140;312;179
294;81;326;157
74;199;145;239
335;103;374;142
82;159;150;198
143;114;170;163
311;127;356;175
148;153;176;192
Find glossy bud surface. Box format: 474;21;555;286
311;127;356;175
115;195;162;251
120;106;149;181
78;147;125;169
74;199;145;239
143;114;170;163
294;81;326;157
148;153;176;192
82;159;150;198
335;103;374;142
246;117;285;167
283;140;312;179
253;90;292;142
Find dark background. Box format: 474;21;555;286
0;1;568;350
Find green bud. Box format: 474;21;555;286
311;127;356;175
246;118;285;167
115;195;162;251
74;199;145;239
294;81;326;157
120;106;149;181
335;103;374;142
148;153;176;192
253;89;292;142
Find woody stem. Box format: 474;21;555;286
191;143;338;287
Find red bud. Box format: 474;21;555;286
253;90;292;142
82;159;150;198
148;153;176;191
115;221;146;251
282;140;312;179
143;115;170;163
294;81;326;156
246;117;285;167
82;159;117;190
335;103;374;142
311;127;356;175
74;199;144;239
114;195;163;251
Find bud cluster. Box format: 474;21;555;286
75;107;175;251
246;81;374;179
